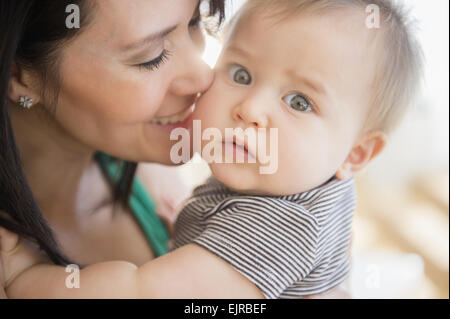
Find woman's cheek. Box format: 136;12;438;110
65;52;165;124
131;82;166;120
105;80;167;124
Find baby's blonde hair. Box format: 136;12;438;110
226;0;424;134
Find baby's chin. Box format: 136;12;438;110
209;162;268;196
210;162;337;197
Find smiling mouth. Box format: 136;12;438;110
150;104;195;125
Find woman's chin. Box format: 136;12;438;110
140;127;193;166
148;147;191;166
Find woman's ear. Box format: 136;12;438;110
8;63;41;106
336;130;388;180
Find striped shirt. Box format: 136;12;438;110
173;176;356;299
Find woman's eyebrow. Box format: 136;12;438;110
121;24;179;52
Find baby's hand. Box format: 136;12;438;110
0;225;49;297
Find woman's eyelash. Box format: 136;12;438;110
137;49;172;71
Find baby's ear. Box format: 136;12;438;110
336;130;387;180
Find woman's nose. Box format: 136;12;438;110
170;44;214;96
231;95;269;129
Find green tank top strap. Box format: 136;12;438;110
95;152;170;257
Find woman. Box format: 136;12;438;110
0;0;347;298
1;0;222;268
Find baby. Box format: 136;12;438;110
2;0;422;299
172;0;423;298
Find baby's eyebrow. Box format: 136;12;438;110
226;45;251;58
286;70;328;98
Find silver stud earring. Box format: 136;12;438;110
18;96;33;109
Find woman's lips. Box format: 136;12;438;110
150;104;195;125
149;104;195;132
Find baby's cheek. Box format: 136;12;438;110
192;100;209;126
276;139;330;192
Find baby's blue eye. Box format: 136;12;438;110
230;65;252;85
283;94;312;112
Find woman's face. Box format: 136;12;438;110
53;0;213;164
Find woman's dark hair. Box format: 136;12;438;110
0;0;226;266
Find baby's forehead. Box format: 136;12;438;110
233;7;376;52
226;7;381;72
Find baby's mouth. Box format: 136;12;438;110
150;104;195;125
222;135;257;162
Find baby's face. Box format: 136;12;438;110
193;9;378;195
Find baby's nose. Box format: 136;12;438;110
231;98;269;129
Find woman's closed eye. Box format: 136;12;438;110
283;93;313;113
136;49;172;71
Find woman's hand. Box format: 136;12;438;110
0;225;18;299
0;225;49;298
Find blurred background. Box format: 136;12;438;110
175;0;449;298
